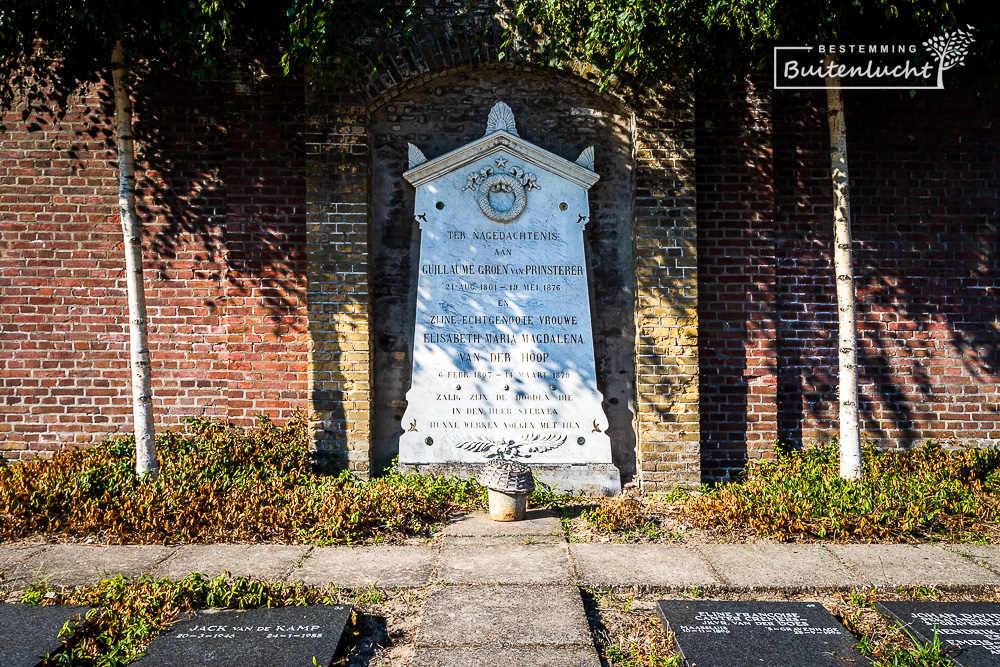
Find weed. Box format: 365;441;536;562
0;415;485;545
353;584;387;605
583;496;649;532
680;442;1000;542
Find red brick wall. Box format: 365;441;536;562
4;64;997;481
0;69;308;460
699;84;1000;482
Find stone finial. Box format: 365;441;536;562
485;102;519;137
408;143;427;168
575;146;595;171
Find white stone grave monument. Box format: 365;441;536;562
398;102;620;494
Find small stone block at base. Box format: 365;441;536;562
657;600;870;667
133;604;351;667
0;604;93;667
877;601;1000;667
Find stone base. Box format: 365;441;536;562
397;462;621;496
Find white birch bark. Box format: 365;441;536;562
111;40;159;480
824;54;862;480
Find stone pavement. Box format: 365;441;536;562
3;509;1000;666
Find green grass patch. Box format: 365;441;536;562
0;415;487;544
681;442;1000;542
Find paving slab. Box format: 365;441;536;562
18;545;175;587
943;544;1000;574
698;544;863;590
290;545;435;588
826;544;1000;588
0;545;48;588
150;544;310;581
438;510;563;538
416;585;593;648
570;543;722;588
412;647;601;667
436;538;572;585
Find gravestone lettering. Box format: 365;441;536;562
656;600;870;666
133;604;351;667
878;601;1000;666
0;603;92;667
399;102;619;494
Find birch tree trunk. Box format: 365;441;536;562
824;54;862;480
111;40;159;480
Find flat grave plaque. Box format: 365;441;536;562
0;603;92;667
656;600;869;666
134;604;351;667
878;601;1000;666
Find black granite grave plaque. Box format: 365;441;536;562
133;604;352;667
878;602;1000;666
656;600;869;666
0;603;93;667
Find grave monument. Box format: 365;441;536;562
133;604;352;666
0;603;92;667
398;102;620;495
657;600;870;666
878;601;1000;666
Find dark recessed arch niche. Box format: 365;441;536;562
370;66;637;482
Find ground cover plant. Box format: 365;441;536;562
582;443;1000;543
0;416;488;545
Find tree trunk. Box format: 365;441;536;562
111;40;158;480
824;54;862;480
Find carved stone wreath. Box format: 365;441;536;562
477;173;527;222
462;161;540;223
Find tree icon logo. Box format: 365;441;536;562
923;25;976;88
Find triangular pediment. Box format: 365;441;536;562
404;103;599;190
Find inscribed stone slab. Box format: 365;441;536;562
878;602;1000;666
398;102;617;493
133;605;351;667
0;604;92;667
656;600;869;666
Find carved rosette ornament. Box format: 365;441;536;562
462;159;540;223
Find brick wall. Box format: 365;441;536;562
0;67;309;460
698;84;1000;481
5;39;994;486
301;12;702;487
696;79;777;481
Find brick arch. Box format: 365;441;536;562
340;15;640;114
304;26;701;489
